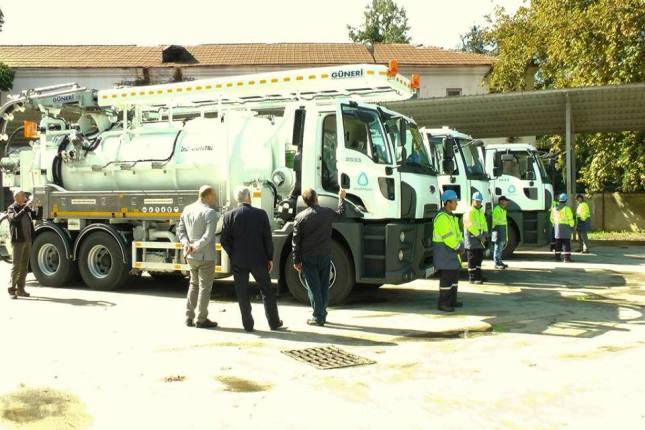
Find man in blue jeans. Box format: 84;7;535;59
292;187;346;326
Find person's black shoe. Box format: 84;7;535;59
453;301;463;308
582;249;590;254
502;263;509;269
438;305;455;312
270;320;284;331
244;327;255;332
15;290;30;297
575;249;583;253
495;264;506;270
307;319;324;326
195;319;218;329
554;256;562;262
185;318;194;327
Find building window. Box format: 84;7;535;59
446;88;462;97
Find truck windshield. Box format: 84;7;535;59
456;139;486;180
385;116;435;175
498;151;538;181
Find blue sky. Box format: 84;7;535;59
0;0;524;48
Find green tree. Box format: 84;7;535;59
460;25;495;55
484;0;645;192
0;63;14;92
348;0;411;44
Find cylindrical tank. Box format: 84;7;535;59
57;113;276;192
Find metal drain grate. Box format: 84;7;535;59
282;346;376;369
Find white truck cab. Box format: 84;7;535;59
421;126;491;216
484;143;554;255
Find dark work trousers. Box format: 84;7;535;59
301;255;331;323
467;249;484;281
555;239;572;261
232;264;281;331
10;241;31;293
439;270;459;308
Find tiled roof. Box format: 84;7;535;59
0;43;495;69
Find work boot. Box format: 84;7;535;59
307;318;324;327
495;264;506;270
502;263;509;269
195;319;218;329
185;318;194;327
15;290;30;298
437;304;455;312
7;287;16;296
270;320;285;331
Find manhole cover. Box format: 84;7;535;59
282;346;375;369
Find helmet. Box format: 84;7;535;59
441;190;459;202
558;193;568;202
472;192;484;202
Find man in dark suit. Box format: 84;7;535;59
221;187;282;332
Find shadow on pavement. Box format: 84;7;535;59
207;326;397;347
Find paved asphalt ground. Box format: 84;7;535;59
1;245;644;430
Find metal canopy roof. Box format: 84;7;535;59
386;83;645;138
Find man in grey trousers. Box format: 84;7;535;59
177;185;219;328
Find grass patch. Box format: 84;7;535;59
588;230;645;241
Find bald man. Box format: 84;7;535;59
177;185;219;328
7;190;35;299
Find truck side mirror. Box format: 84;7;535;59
492;166;502;178
442;137;453;160
292;107;306;148
442;158;456;175
526;170;536;181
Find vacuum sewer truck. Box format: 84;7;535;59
0;63;440;304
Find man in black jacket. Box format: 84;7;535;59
7;190;35;299
292;188;345;326
221;187;282;332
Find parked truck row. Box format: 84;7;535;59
0;63;552;304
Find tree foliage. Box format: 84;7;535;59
460;25;495;55
0;63;14;92
483;0;645;192
348;0;411;44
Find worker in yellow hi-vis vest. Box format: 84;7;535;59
491;196;510;270
432;190;464;312
575;194;591;253
550;193;575;262
463;192;488;284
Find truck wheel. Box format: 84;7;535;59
502;225;519;259
30;231;77;287
78;231;130;290
284;240;355;306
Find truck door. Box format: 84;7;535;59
335;102;401;219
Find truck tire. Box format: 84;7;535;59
284;240;355;306
78;231;130;290
30;231;77;287
502;224;519;259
